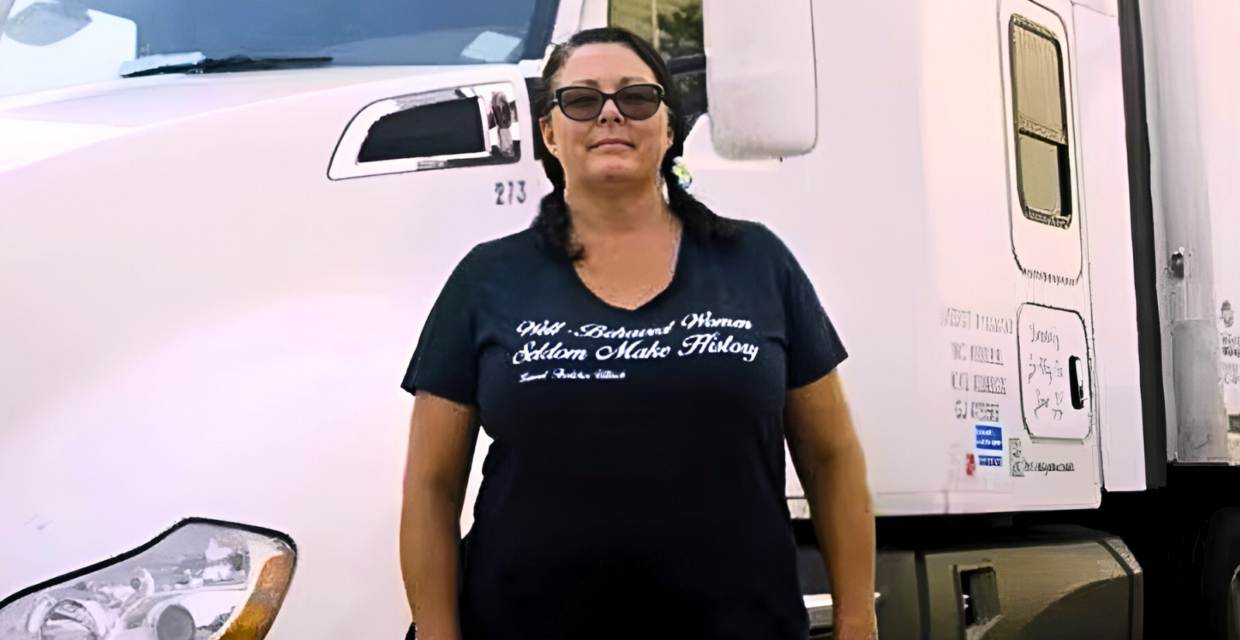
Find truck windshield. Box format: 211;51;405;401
0;0;557;96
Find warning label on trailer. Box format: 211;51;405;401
976;425;1003;451
962;422;1012;492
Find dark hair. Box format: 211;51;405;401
531;27;736;261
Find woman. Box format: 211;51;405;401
399;27;877;640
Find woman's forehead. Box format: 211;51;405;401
559;43;656;87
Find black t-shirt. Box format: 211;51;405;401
401;219;847;640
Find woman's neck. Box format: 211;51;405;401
564;179;673;237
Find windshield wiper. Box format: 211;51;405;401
121;55;333;78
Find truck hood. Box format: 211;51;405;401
0;62;536;637
0;65;475;172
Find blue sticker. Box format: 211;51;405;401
976;425;1003;451
979;455;1003;467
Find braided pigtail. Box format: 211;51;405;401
661;155;737;242
530;170;583;262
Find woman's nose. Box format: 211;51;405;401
596;96;625;123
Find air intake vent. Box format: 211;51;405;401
358;97;485;163
328;81;521;180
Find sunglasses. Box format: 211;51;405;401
550;83;665;121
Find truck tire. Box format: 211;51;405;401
1202;508;1240;639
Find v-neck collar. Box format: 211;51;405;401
565;224;689;315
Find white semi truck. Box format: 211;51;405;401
0;0;1236;637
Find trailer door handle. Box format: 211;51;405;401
1069;355;1088;410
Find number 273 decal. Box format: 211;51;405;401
495;180;527;205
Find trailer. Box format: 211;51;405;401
0;0;1237;637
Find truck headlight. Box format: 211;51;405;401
0;519;296;640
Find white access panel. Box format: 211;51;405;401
1015;304;1091;440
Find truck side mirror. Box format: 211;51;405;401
702;0;818;160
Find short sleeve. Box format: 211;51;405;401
761;225;848;389
400;249;481;405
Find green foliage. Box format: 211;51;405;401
656;1;702;59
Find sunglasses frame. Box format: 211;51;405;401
550;83;666;122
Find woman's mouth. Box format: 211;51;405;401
590;138;634;151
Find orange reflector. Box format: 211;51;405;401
215;550;296;640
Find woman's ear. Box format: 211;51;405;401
540;117;558;157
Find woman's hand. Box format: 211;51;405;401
784;369;877;638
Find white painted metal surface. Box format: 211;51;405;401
736;0;1112;514
1175;0;1240;460
0;65;541;638
1072;3;1146;490
1138;0;1234;463
1070;0;1117;19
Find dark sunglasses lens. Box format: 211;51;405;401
616;85;661;119
559;88;603;120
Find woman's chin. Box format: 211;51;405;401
581;161;652;185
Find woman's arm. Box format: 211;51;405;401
785;369;877;639
400;390;480;640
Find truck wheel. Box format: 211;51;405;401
1202;508;1240;639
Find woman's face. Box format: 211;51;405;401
540;43;673;192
